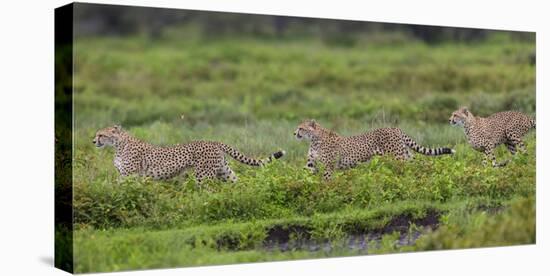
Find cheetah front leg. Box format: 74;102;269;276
305;147;319;174
323;164;336;181
115;162;140;178
320;152;337;181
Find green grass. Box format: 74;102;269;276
74;137;535;230
71;33;535;273
414;196;535;250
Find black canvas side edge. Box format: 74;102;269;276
54;2;74;274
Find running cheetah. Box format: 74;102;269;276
449;107;535;167
93;125;285;183
294;119;454;180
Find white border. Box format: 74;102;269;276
0;0;547;275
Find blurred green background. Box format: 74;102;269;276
69;3;535;273
73;4;535;138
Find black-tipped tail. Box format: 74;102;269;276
402;134;455;156
432;148;455;155
273;150;285;159
413;146;455;156
220;143;285;166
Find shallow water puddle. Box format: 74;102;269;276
262;211;440;253
263;227;432;253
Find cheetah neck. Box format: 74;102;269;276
311;127;339;143
113;132;138;152
463;116;480;136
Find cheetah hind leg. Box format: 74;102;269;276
395;147;413;161
508;134;527;154
483;148;508;167
217;162;238;183
498;141;517;167
518;141;527;154
402;149;414;160
194;166;217;191
506;141;517;155
501;137;526;166
515;140;527;155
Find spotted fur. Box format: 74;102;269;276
449;107;535;167
294;119;454;180
93;125;285;183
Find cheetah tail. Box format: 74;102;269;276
531;118;536;129
220;144;285;166
402;134;455;156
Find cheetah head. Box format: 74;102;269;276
294;119;320;140
93;125;123;148
449;107;472;127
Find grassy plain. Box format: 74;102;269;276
72;32;535;273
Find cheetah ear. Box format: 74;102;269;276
309;119;317;128
113;125;122;132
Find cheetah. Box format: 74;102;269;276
449;107;535;167
294;119;455;180
93;125;285;183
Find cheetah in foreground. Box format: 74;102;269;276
294;119;455;180
93;125;285;183
449;107;535;167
